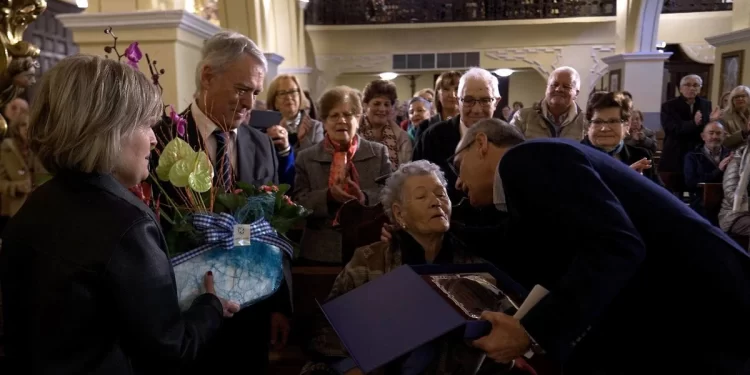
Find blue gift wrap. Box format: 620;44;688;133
170;213;293;311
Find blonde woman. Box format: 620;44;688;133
720;85;750;149
266;74;324;150
0;113;45;222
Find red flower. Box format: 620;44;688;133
283;195;294;205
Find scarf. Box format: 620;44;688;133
324;133;360;196
360;116;400;170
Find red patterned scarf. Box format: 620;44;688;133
324;133;360;196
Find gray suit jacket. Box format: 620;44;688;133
292;139;391;263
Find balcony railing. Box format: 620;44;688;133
304;0;617;26
662;0;733;13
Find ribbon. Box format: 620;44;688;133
170;212;293;266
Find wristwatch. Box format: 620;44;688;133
523;330;545;359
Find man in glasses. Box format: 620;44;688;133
453;118;750;374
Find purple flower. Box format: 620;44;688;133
124;42;142;69
169;105;187;137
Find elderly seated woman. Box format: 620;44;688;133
719;142;750;251
301;160;487;375
582;91;663;186
293;85;391;264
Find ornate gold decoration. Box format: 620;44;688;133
0;0;46;136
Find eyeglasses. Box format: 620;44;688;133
445;140;475;176
327;112;357;122
590;119;625;127
460;97;495;108
277;89;300;97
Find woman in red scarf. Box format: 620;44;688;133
292;86;392;264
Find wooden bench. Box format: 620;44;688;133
659;171;688;201
337;201;389;264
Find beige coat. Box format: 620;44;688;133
511;101;587;141
0;138;47;217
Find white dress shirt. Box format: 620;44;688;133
191;101;238;171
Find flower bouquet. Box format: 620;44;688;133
104;27;311;310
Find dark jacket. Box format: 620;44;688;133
684;145;731;216
499;139;750;374
580;138;663;187
659;96;712;172
412;115;462;203
0;172;223;374
413;113;446;144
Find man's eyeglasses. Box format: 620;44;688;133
445;140;475;176
460;97;495;108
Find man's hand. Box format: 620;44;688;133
298;114;312;141
631;131;643;141
344;368;364;375
629;158;652;173
472;311;531;364
270;312;291;350
694;111;703;126
719;153;733;171
268;125;291;151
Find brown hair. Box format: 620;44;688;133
318;86;363;120
362;79;397;105
631;109;643;122
434;71;461;115
266;74;309;112
586;91;633;122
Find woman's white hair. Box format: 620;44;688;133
194;31;267;94
458;67;500;99
381;160;447;223
29;54;162;174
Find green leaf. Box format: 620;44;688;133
215;193;246;213
276;184;291;195
156;138;193;181
236;181;256;195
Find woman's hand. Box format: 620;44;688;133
629;158;652;173
17;179;31;194
330;184;356;203
710;106;722;122
298;114;312;141
346;178;366;204
344;368;364;375
203;271;240;318
380;223;395;242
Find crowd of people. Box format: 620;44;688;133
0;29;749;375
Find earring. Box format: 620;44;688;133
399;221;407;230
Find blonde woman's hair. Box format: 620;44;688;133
725;85;750;115
29;54;162;174
318;86;364;120
266;74;309;112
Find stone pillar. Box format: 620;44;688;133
602;53;671;129
58;9;221;110
264;52;285;88
603;0;670;130
706;29;750;104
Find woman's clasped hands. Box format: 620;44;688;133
330;178;365;204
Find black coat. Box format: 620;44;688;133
659;96;712;172
0;172;223;374
500;139;750;374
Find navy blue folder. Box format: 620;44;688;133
319;264;528;373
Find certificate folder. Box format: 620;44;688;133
318;263;528;373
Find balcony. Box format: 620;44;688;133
662;0;733;14
304;0;617;26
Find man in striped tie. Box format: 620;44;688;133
152;31;293;375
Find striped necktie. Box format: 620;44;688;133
213;129;232;192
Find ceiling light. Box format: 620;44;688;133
379;72;398;81
76;0;88;7
494;69;514;77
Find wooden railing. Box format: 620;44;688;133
304;0;617;26
662;0;733;13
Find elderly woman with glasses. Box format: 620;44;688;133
293;85;391;264
582;91;662;186
301;160;489;375
0;55;236;374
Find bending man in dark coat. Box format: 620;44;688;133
453;118;750;374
